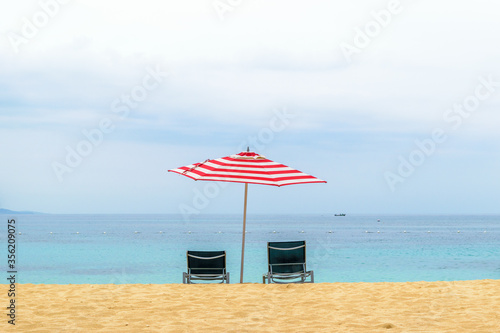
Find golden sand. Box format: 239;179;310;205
2;280;499;332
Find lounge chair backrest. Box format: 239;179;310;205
267;241;306;274
187;250;226;275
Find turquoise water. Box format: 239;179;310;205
2;214;499;284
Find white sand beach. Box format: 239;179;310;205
2;279;499;332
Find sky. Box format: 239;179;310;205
1;0;499;215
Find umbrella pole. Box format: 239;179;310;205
240;182;248;283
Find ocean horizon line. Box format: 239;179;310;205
0;208;500;218
2;210;500;216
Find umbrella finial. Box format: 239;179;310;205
247;146;250;152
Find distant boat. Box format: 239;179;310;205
334;214;346;216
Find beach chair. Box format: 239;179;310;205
263;240;314;284
183;250;229;284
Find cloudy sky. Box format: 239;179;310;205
1;0;499;215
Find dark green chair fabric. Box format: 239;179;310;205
263;241;314;283
183;250;229;284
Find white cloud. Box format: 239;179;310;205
1;0;499;213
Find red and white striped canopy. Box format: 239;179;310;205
168;151;326;187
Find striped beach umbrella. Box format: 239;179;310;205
169;149;326;283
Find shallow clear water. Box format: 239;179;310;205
2;214;499;284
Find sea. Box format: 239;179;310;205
2;214;499;284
